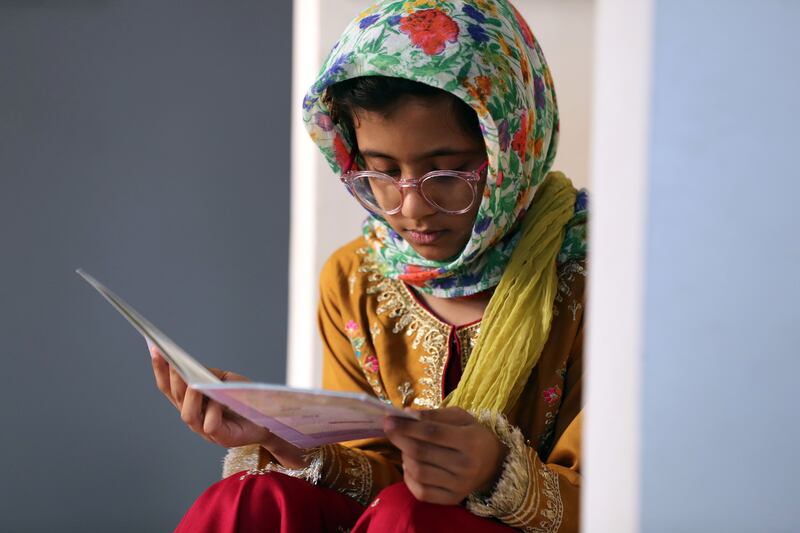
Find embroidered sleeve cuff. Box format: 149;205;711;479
221;444;262;479
230;447;324;484
220;443;374;506
317;444;374;506
466;411;530;518
466;411;564;532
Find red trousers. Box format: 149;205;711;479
175;471;517;532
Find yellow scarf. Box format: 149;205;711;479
445;172;577;414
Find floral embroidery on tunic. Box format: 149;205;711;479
348;274;357;295
568;300;581;321
398;381;415;407
542;386;561;406
344;318;390;403
535;411;557;451
553;262;586;318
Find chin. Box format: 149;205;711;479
413;249;453;261
408;242;466;262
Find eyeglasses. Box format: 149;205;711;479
340;161;488;216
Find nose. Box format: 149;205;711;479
399;184;437;219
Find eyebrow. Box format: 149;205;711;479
359;147;479;160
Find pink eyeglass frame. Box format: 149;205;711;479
340;153;489;216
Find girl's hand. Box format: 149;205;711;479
383;407;506;505
149;343;272;449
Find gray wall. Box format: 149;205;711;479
0;1;292;530
641;1;800;531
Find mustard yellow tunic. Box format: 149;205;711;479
224;237;585;532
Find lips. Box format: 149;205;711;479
405;229;446;245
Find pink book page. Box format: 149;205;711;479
195;383;420;448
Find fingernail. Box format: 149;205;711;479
145;337;156;358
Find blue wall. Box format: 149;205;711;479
642;1;800;531
0;1;292;530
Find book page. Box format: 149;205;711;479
77;269;220;385
196;383;419;448
78;269;420;448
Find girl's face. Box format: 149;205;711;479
352;96;486;262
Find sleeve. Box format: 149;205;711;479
466;326;584;533
310;256;404;505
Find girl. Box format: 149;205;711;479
151;1;587;531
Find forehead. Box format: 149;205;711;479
352;96;484;160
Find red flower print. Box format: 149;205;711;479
363;355;380;374
543;385;561;405
333;134;351;170
399;265;442;285
511;111;528;161
399;9;459;56
511;3;536;49
345;320;359;334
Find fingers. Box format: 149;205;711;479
149;344;191;411
386;407;494;505
181;387;238;446
203;398;224;436
209;368;250;383
403;474;462;506
402;454;458;489
384;415;464;450
385;429;463;476
150;347;179;409
147;345;269;448
169;365;188;406
180;386;206;433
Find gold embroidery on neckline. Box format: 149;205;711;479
456;324;481;370
358;248;481;409
398;381;415;407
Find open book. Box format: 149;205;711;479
77;269;418;449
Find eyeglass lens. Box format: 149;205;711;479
351;174;474;213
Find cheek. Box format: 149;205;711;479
380;214;406;237
449;209;480;247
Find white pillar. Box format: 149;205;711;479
287;0;369;388
583;0;653;531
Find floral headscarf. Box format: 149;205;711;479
303;0;585;298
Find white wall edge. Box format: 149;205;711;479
286;0;321;388
582;0;654;531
